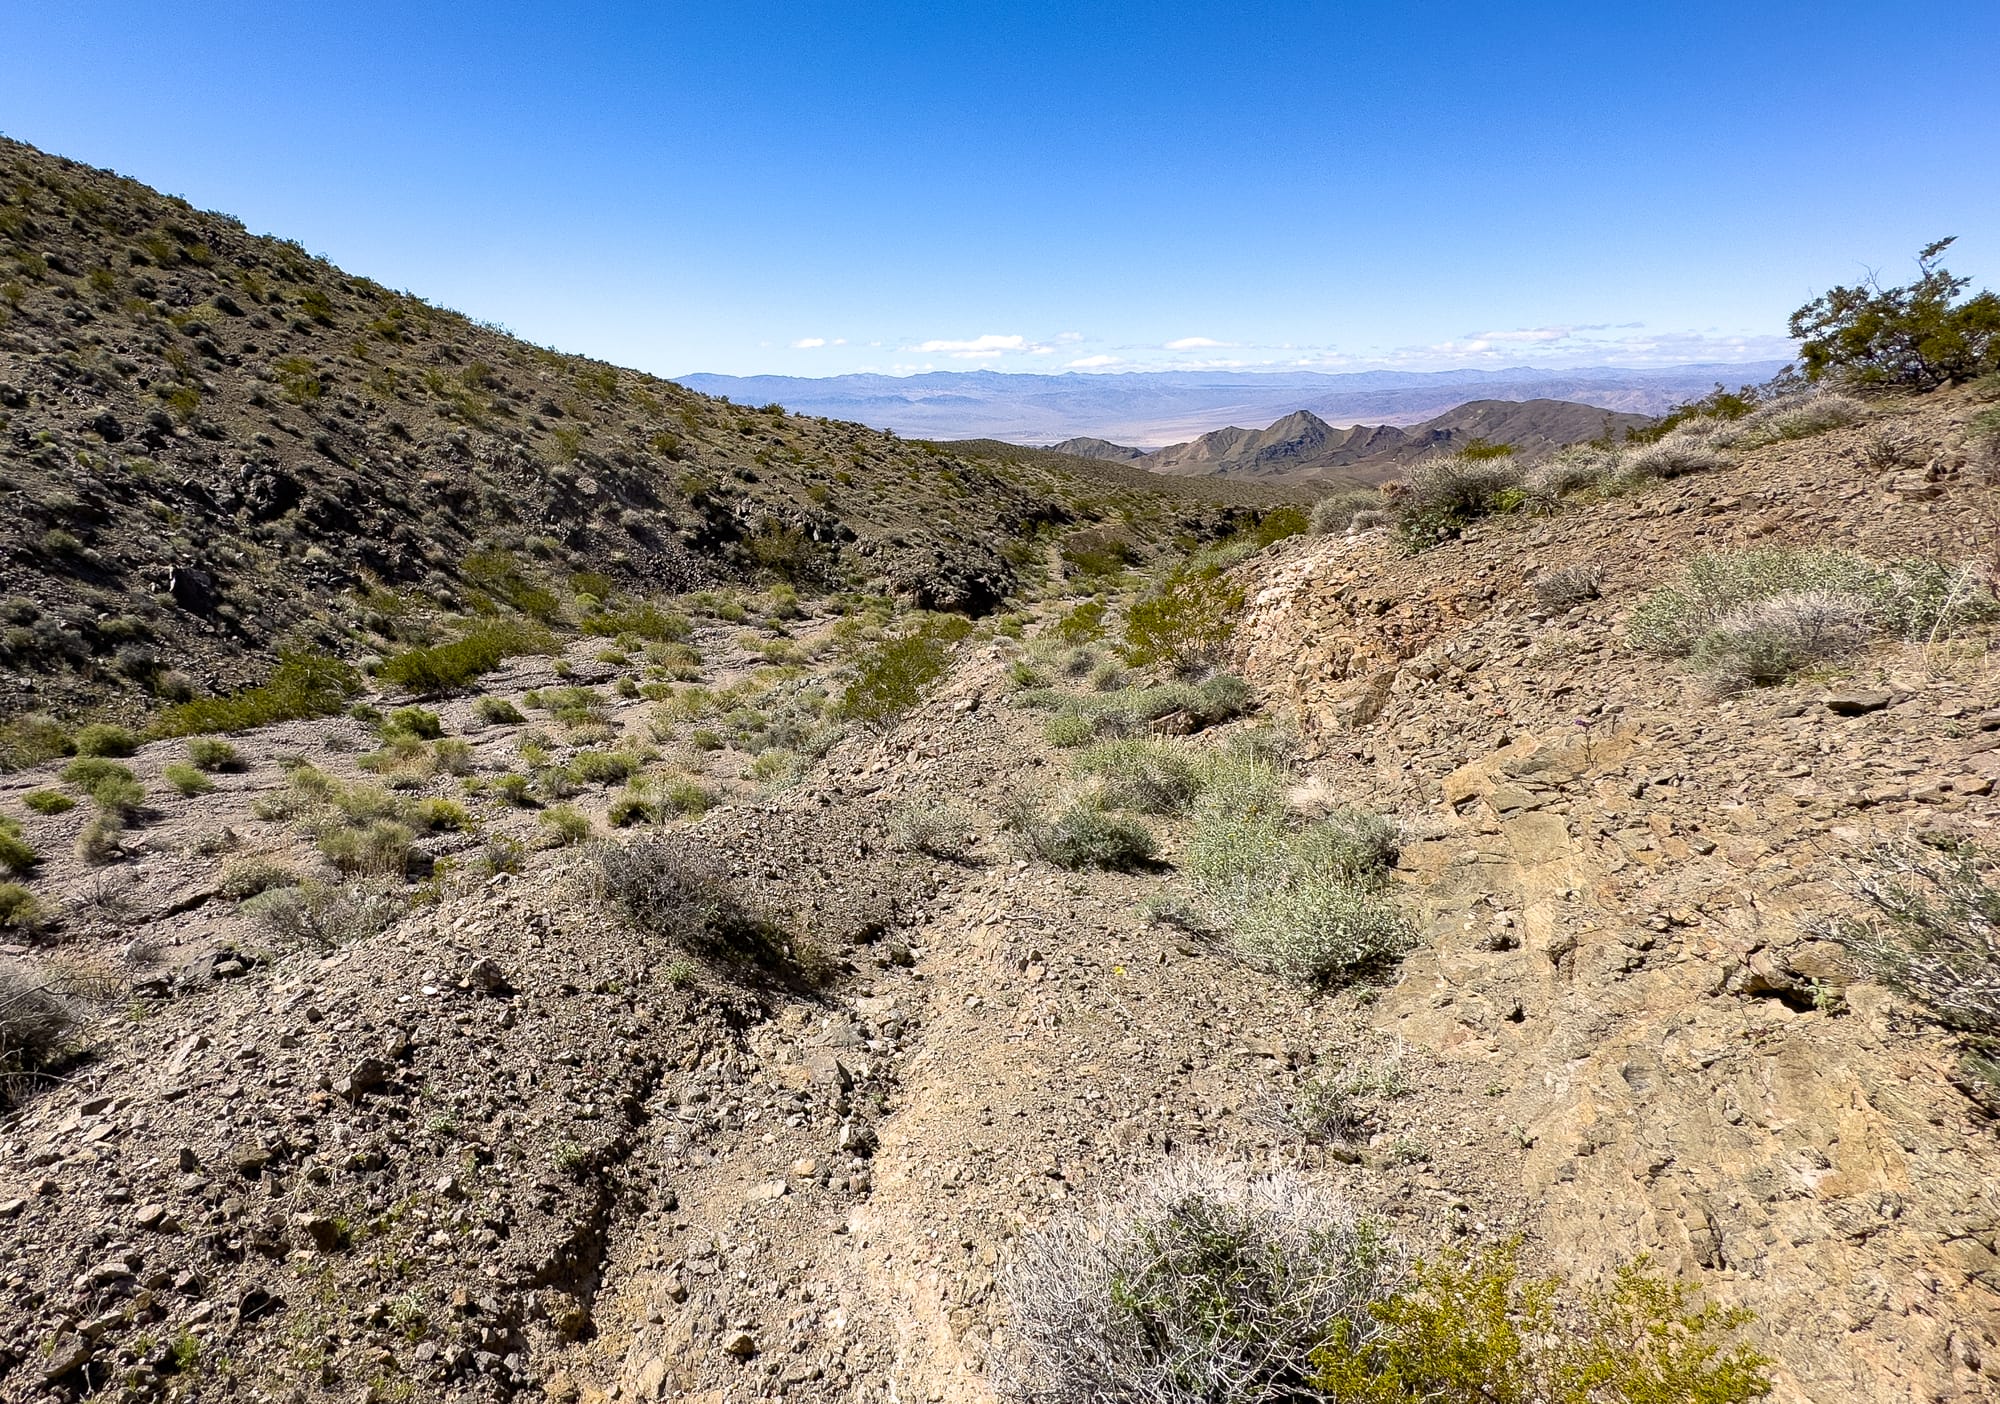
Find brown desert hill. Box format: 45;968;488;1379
1085;397;1654;483
0;136;1259;736
1043;435;1148;463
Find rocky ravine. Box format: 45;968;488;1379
3;383;1998;1404
1230;384;2000;1401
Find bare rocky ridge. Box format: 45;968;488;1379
1070;398;1653;484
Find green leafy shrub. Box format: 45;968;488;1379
839;615;974;725
1044;712;1096;748
73;723;138;758
320;819;416;877
1051;600;1107;644
493;772;535;807
0;818;38;877
999;1162;1395;1404
162;762;215;797
460;548;562;620
1790;237;2000;389
568;750;639;785
1015;804;1155;871
383;706;444;740
1309;1240;1771;1404
1122;567;1243;672
22;789;74;816
409;798;473;832
0;885;43;932
186;737;241;772
580;603;692;642
539;804;590;847
473;695;525;725
0;714;73;772
155;651;362;735
377;619;555;694
608;794;657;827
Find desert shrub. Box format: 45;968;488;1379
383;706;444;740
998;1161;1396;1404
580;603;692;642
320;819;416;876
460;548;561;620
0;816;38;877
432;738;474;775
0;884;42;932
1051;600;1108;644
1185;796;1407;987
1629;549;1997;690
745;748;800;785
594;838;801;968
1063;525;1139;577
568;749;639;785
86;775;147;822
0;961;81;1097
1392;455;1525;550
1249;504;1311;547
241;878;403;951
1531;565;1605;614
218;857;298;900
1310;491;1384;536
409;798;472;832
493;773;535;807
608;794;657;827
377;618;555;694
0;714;73;772
76;813;124;865
73;723;138;758
473;695;525;725
1622;436;1728;481
1715;391;1864;449
539;805;590;846
186;737;241;771
22;790;74;816
1044;711;1096;748
1309;1240;1770;1403
839;614;974;725
1074;739;1200;814
661;778;715;816
162;762;215;797
1524;444;1620;504
889;800;975;859
1122;567;1244;672
1790;237;2000;390
1818;837;2000;1042
154;651;361;735
1016;804;1155;870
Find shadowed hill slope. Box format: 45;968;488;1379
0;138;1255;731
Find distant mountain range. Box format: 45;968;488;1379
676;364;1787;447
1054;399;1651;484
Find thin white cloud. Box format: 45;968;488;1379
1465;326;1573;344
917;333;1028;358
790;337;827;349
1068;354;1120;369
1165;336;1228;350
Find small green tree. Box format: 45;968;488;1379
1121;567;1244;672
1789;238;2000;390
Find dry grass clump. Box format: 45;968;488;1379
1529;564;1604;615
1629;548;1997;692
997;1161;1397;1404
1073;738;1200;815
1012;802;1156;871
889;800;977;859
594;838;811;976
0;960;83;1103
241;878;404;950
1621;435;1729;482
1391;454;1524;549
1710;391;1865;449
218;856;299;900
1309;491;1385;536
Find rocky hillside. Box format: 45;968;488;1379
0;137;1273;733
1075;398;1652;483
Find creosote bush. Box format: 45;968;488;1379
1308;1240;1771;1403
1789;237;2000;389
154;651;361;735
838;614;974;725
377;618;554;694
998;1161;1397;1404
0;884;42;933
0;818;38;878
21;790;74;817
1121;567;1244;673
162;762;215;797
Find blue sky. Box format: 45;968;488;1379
6;2;1997;378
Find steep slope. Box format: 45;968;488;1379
1415;396;1651;455
1226;384;2000;1401
0;138;1247;732
1043;436;1148;463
